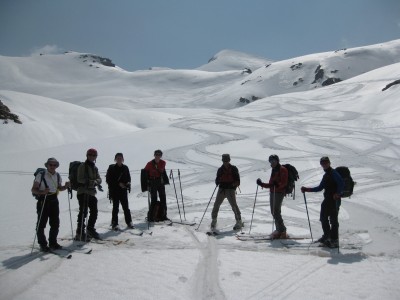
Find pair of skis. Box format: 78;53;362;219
169;169;187;223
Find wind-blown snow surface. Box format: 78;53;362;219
1;40;400;299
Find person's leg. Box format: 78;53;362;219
48;199;60;246
273;193;286;233
36;198;49;246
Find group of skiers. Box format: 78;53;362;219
32;148;344;252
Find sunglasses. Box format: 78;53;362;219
88;154;97;157
48;164;58;167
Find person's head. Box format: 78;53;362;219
86;148;98;162
114;153;124;165
320;156;331;170
154;149;163;162
44;158;59;174
268;154;279;168
222;154;231;164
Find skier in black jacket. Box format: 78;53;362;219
106;153;134;230
211;154;243;231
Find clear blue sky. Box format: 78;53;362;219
1;0;399;71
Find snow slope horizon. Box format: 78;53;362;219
1;39;400;110
1;39;400;299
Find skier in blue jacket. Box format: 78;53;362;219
301;157;344;248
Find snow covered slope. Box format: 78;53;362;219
1;40;400;300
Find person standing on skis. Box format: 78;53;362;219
76;148;102;240
256;154;288;239
301;156;344;248
211;154;243;230
106;153;134;230
31;158;70;252
144;149;169;221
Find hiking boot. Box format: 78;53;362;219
87;228;100;240
40;244;50;252
270;230;281;239
210;219;217;230
317;235;328;243
111;224;120;231
49;243;62;250
325;239;339;248
233;220;244;230
127;222;135;229
279;232;289;239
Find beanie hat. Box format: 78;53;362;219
320;156;330;164
87;148;98;156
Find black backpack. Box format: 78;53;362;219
335;166;355;198
282;164;299;199
69;161;82;191
147;201;165;222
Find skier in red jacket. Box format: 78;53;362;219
257;154;289;239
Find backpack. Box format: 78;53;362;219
140;169;148;192
147;201;165;222
335;166;355;198
282;164;299;199
69;161;82;191
32;168;60;200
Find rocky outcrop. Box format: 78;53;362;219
0;100;22;124
79;54;115;67
238;95;260;104
382;79;400;91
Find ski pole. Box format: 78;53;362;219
83;194;89;241
170;170;182;222
336;200;340;253
196;185;218;231
31;194;47;254
303;193;313;242
271;185;276;234
178;169;186;220
67;188;74;241
147;184;151;230
249;185;259;234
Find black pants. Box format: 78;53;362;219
149;181;167;219
36;194;59;246
111;191;132;226
320;198;341;240
77;193;98;231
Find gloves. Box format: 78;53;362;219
333;193;341;200
256;178;263;186
301;186;311;193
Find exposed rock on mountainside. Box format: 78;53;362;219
0;100;22;124
238;95;260;104
312;65;342;86
382;79;400;91
79;54;115;67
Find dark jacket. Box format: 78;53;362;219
215;164;240;189
311;167;344;199
106;164;131;197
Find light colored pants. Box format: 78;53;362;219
211;188;241;221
